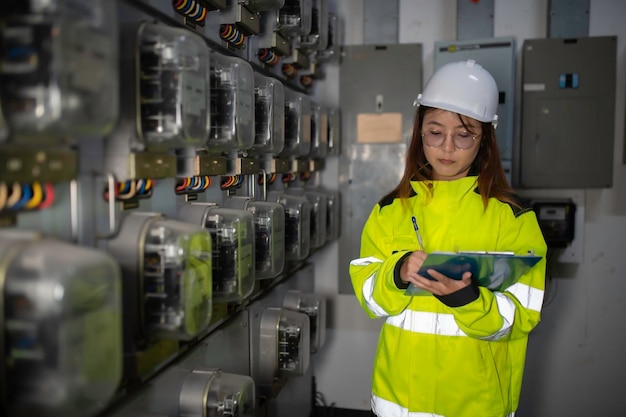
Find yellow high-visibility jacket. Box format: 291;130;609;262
350;176;547;417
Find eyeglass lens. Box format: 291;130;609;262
422;131;477;150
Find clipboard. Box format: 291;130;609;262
404;251;543;295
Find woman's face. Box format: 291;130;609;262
421;109;482;181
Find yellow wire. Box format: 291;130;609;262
25;182;43;209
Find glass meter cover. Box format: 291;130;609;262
267;190;310;261
279;89;311;158
136;22;209;150
0;232;123;417
322;188;340;241
141;217;213;340
277;0;312;38
287;187;327;249
308;101;328;159
225;196;286;280
316;12;341;63
178;369;256;417
326;107;340;156
299;0;328;52
178;204;255;303
107;212;213;341
258;308;310;385
283;290;326;353
248;72;285;156
0;0;119;142
207;51;254;154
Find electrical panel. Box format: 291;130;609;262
518;36;616;188
0;0;339;415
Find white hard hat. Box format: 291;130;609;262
415;59;499;128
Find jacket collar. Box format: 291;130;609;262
410;175;479;202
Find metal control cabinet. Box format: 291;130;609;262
517;36;617;189
434;37;516;180
338;44;422;294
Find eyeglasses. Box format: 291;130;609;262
421;130;479;150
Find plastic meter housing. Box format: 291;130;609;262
107;212;213;341
178;203;256;303
283;289;326;353
224;195;286;280
267;190;310;261
279;88;311;158
135;22;210;150
0;230;123;417
248;72;285;156
0;0;119;143
207;51;254;154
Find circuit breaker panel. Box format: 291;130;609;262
517;36;616;189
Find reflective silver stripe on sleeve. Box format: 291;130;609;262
372;394;515;417
480;293;515;341
350;256;384;266
506;282;544;312
386;310;467;337
350;256;388;317
363;273;388;317
372;394;445;417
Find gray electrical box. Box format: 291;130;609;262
434;37;516;180
337;44;422;294
517;36;617;189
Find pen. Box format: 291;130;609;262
411;216;424;251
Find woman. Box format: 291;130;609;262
349;60;547;417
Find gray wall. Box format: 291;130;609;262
309;0;626;415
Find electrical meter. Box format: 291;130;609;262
224;196;285;280
248;72;285;156
178;368;255;417
316;12;340;63
178;203;255;303
308;101;328;159
0;0;118;143
277;0;313;38
107;212;213;341
283;290;326;353
287;187;327;249
279;88;311;158
258;307;310;385
207;51;254;154
135;22;209;150
326;107;340;156
267;190;310;261
299;0;328;52
0;230;122;417
321;188;340;241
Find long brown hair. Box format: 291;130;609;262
383;106;517;209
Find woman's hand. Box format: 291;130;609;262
401;251;473;296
